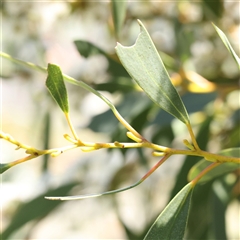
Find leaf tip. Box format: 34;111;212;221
0;163;11;174
137;19;142;25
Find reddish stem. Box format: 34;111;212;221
140;154;171;183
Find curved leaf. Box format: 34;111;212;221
46;64;69;113
213;23;240;68
144;182;194;240
188;148;240;183
115;20;189;124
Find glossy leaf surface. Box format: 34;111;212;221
115;20;189;124
46;64;69;113
144;183;194;240
188;148;240;183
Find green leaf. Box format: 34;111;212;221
213;23;240;69
46;64;69;113
144;182;194;240
111;0;126;39
0;52;129;126
115;20;189;124
0;163;11;174
188;148;240;183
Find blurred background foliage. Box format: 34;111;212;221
1;1;239;239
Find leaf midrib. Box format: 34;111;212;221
132;39;188;123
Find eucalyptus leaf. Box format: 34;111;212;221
0;163;11;174
188;148;240;183
46;64;69;113
144;182;194;240
115;20;189;124
213;23;240;68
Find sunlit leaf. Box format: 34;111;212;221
144;182;194;240
188;148;240;183
115;20;189;124
213;23;240;68
46;64;69;113
111;0;126;39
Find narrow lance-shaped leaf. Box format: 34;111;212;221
188;148;240;184
212;23;240;68
115;20;189;124
144;182;194;240
1;52;140;137
46;64;69;113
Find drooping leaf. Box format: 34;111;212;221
213;23;240;68
0;51;142;131
144;182;194;240
46;64;69;113
115;20;189;124
111;0;127;39
188;148;240;183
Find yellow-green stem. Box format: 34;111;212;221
9;155;36;168
113;109;144;140
65;113;84;145
186;123;200;151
